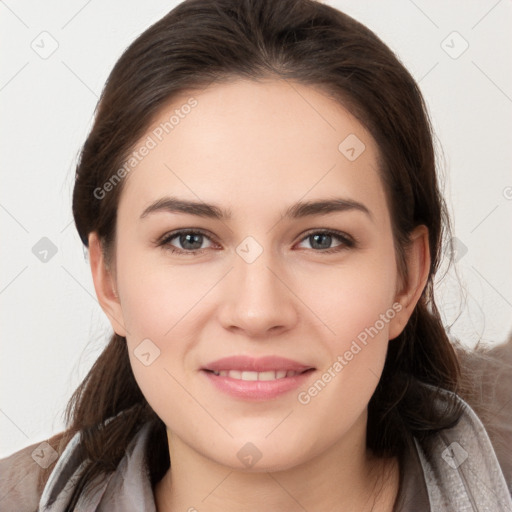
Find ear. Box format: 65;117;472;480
88;232;128;337
388;225;430;340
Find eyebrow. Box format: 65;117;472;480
140;196;373;222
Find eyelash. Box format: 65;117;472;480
156;228;357;256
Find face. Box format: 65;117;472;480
91;78;426;472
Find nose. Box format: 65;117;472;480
217;245;299;338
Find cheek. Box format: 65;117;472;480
294;292;395;453
116;246;207;338
292;243;398;407
120;268;196;426
116;250;220;413
297;244;398;346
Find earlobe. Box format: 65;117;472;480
388;225;430;340
88;232;127;337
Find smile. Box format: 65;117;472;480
209;369;308;380
202;366;315;401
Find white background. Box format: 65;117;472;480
1;0;511;457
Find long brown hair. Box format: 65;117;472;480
41;0;464;507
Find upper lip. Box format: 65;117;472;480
202;355;315;373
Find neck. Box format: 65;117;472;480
154;415;399;512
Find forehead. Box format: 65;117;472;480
118;79;388;223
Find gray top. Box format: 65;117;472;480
1;390;511;511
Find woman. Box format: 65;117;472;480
1;0;511;510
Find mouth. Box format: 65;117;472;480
200;356;316;400
203;368;314;380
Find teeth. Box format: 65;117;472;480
211;369;301;380
259;371;277;381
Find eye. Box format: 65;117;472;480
157;229;217;255
296;230;356;253
156;228;357;256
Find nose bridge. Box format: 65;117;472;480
219;234;298;335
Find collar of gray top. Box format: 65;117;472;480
38;388;512;512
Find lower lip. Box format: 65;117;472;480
201;370;315;400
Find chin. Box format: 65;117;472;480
201;436;313;473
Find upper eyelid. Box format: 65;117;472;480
158;228;217;245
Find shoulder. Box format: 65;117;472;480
1;415;155;511
455;335;512;489
0;440;50;512
413;382;512;510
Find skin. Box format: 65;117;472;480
88;79;430;511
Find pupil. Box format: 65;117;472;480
312;234;331;249
181;233;202;250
